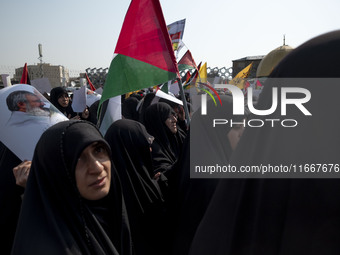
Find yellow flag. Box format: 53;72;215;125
230;62;253;89
196;62;207;85
125;90;142;98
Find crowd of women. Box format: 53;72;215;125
2;30;340;254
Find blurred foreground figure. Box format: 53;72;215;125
189;30;340;255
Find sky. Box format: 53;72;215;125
1;0;340;77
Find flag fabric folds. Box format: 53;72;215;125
98;0;179;134
229;62;253;89
183;62;202;89
182;71;191;84
178;50;197;71
100;0;179;104
20;63;30;85
85;73;96;91
167;18;186;51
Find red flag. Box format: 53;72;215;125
20;63;30;85
85;73;96;91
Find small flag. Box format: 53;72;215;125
229;62;253;89
167;18;186;51
20;63;31;85
196;62;207;85
183;62;202;89
85;73;96;91
178;50;197;71
256;79;263;88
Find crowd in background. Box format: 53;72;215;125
2;30;340;254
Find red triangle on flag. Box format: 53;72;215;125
114;0;178;74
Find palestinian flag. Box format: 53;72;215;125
178;50;197;71
99;0;179;110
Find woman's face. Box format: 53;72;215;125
75;142;111;200
58;93;70;108
165;113;178;134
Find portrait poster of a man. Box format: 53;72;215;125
0;84;68;160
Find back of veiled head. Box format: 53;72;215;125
104;119;164;220
143;102;175;140
232;30;340;170
122;96;140;121
138;92;155;123
188;31;340;255
105;119;154;176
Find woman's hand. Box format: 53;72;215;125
13;160;32;188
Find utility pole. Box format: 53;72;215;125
38;43;44;77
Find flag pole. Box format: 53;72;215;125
177;77;191;126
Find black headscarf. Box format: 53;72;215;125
138;92;156;124
11;120;132;255
144;102;186;174
122;97;140;121
189;30;340;255
105;119;168;255
88;100;100;125
50;87;77;118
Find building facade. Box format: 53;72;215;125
14;63;70;88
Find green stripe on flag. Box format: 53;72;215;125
178;64;195;71
100;54;177;105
